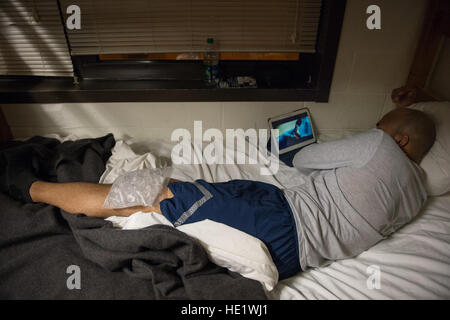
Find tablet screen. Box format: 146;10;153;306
272;111;314;152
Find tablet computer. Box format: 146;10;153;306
268;108;316;155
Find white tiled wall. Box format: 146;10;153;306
1;0;428;142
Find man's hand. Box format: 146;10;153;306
391;86;418;107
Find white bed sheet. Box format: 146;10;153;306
47;133;450;299
121;136;450;300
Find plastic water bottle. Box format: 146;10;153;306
204;38;219;87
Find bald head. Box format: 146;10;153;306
377;108;436;163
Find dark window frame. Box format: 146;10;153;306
0;0;346;104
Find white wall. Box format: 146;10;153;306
1;0;428;142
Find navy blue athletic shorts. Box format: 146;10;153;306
160;179;301;280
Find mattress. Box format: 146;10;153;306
48;133;450;299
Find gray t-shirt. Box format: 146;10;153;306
283;129;427;270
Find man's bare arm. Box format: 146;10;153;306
391;86;438;108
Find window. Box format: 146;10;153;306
62;0;321;54
0;0;346;103
0;0;73;76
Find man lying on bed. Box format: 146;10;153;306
1;86;436;281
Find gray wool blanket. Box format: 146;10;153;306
0;134;266;300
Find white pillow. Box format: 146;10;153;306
409;101;450;196
178;219;279;292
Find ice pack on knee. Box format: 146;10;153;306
103;167;173;209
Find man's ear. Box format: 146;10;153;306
394;134;409;148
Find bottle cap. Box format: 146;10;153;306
207;38;214;44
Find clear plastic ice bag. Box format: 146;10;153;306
103;167;173;209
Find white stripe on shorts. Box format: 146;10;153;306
173;181;213;227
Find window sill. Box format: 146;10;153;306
0;77;320;103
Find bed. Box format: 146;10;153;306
95;124;450;300
3;114;448;299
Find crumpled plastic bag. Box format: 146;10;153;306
103;167;173;209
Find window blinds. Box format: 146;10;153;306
0;0;73;77
61;0;322;56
